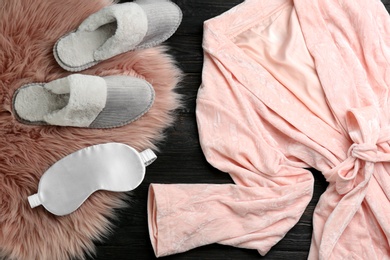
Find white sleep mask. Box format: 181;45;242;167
28;142;156;216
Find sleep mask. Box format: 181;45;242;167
28;142;156;216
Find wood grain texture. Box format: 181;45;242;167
90;0;390;259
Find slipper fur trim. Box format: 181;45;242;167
54;3;147;71
13;74;107;127
44;75;107;127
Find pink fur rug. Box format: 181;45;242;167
0;0;182;259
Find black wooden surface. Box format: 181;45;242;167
89;0;390;259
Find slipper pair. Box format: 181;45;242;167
13;0;182;128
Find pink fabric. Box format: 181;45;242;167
148;0;390;259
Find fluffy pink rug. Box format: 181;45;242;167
0;0;182;259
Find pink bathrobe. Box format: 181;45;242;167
148;0;390;258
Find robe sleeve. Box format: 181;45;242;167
147;50;314;257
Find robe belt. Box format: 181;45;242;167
326;106;390;194
320;106;390;259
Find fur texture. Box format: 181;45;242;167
0;0;182;259
13;75;107;126
81;3;148;61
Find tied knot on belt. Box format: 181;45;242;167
349;142;383;163
326;106;390;195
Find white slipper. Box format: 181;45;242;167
12;74;155;128
53;0;182;71
27;143;157;216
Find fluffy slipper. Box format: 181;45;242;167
12;74;155;128
28;143;157;216
53;0;182;71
